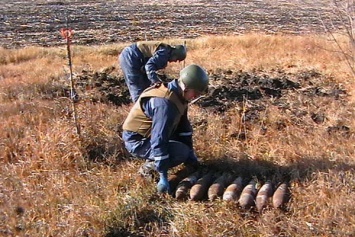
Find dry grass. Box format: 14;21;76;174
0;34;354;237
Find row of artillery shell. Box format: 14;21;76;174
169;168;290;212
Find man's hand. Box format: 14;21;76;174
157;172;170;193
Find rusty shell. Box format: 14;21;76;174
255;181;273;212
223;176;243;201
190;171;215;201
208;172;232;201
238;180;257;209
175;171;200;200
272;182;289;208
168;165;196;193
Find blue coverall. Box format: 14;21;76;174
119;43;171;102
122;79;198;178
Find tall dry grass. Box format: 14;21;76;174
0;34;354;237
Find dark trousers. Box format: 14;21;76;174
119;45;150;102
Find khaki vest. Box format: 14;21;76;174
122;84;187;137
136;41;168;58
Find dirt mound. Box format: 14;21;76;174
73;67;131;106
69;67;347;129
200;69;345;121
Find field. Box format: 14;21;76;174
0;0;354;237
0;0;346;48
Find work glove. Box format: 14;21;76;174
157;171;170;193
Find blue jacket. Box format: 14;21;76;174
128;43;172;83
122;80;194;170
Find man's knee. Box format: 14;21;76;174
168;141;191;166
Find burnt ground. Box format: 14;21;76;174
0;0;342;48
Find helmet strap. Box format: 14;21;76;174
178;79;187;97
178;79;187;90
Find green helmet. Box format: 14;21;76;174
170;45;187;61
179;64;209;93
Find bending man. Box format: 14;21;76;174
119;41;187;102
